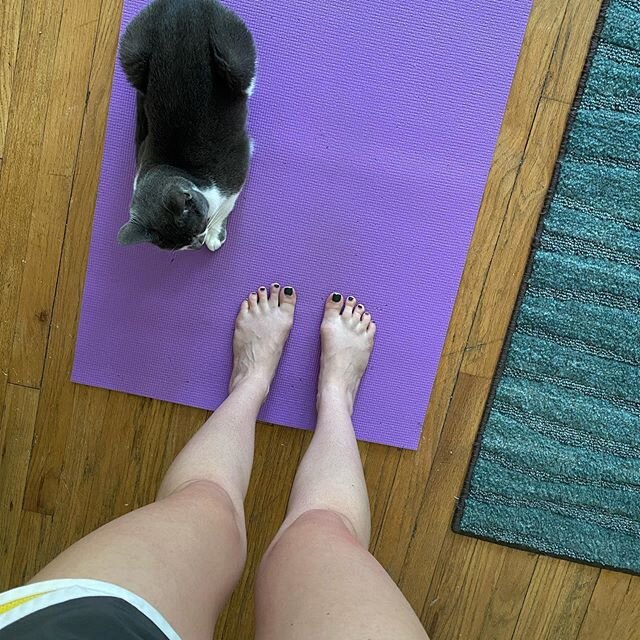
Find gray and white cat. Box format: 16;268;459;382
117;0;256;251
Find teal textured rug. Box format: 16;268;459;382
453;0;640;574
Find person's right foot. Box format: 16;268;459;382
230;283;297;398
318;293;376;414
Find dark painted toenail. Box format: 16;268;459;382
259;287;266;292
348;296;355;302
274;284;280;288
284;287;294;296
332;293;342;303
357;304;364;309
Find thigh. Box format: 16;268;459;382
255;510;429;640
31;481;246;640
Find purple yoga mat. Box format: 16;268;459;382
73;0;531;449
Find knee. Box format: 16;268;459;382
288;508;361;540
261;509;364;569
165;479;247;561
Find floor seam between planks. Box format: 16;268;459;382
34;0;108;390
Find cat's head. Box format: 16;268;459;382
118;174;209;250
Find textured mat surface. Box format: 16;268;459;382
72;0;531;449
454;0;640;572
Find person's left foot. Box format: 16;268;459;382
229;283;297;398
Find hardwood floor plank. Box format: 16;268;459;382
0;0;65;420
543;0;603;104
420;533;481;639
0;0;24;158
122;402;198;511
0;384;39;591
9;0;103;388
422;539;536;640
23;0;123;515
512;557;599;640
460;96;571;378
364;444;402;549
544;565;600;640
44;386;111;558
577;571;635;640
476;547;538;640
9;510;53;589
604;578;640;640
393;373;491;621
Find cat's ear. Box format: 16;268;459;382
117;220;151;246
165;187;189;213
162;184;192;215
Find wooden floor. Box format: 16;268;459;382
1;0;636;638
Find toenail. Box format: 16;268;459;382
284;287;294;296
348;296;354;302
357;304;364;309
332;293;342;303
274;284;280;289
260;287;266;291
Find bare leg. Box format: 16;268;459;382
158;283;297;518
32;283;296;640
255;293;428;640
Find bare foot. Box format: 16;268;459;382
318;293;376;414
230;283;296;398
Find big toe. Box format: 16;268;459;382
279;286;297;311
325;292;344;317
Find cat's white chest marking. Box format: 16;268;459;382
200;184;240;252
246;74;256;97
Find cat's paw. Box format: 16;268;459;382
205;225;227;252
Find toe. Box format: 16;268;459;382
325;292;344;317
343;296;357;316
269;283;281;307
361;311;372;330
258;286;269;305
248;292;259;310
368;321;377;337
280;286;297;310
354;303;365;320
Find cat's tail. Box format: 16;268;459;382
208;1;256;97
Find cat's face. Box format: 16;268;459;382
118;175;209;250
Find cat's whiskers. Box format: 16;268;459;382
205;204;226;231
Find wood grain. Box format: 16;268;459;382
543;0;604;104
475;547;539;640
9;510;52;589
460;96;572;378
0;0;24;159
577;572;639;640
9;0;103;387
512;558;599;640
0;384;39;591
23;0;123;515
0;0;65;421
1;1;631;638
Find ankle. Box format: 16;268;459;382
229;374;270;403
316;382;355;416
